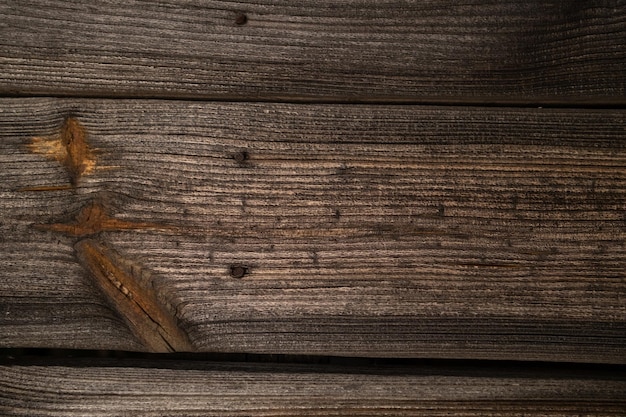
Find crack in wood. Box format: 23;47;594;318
75;239;194;352
33;199;193;352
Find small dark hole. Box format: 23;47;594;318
235;12;248;25
233;150;249;164
230;265;248;279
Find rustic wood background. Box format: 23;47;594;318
1;0;625;415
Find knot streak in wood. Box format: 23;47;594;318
75;239;194;353
27;117;95;186
35;200;176;237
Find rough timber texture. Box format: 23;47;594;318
0;0;625;103
1;359;625;416
1;98;624;362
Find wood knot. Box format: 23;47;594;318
27;117;95;187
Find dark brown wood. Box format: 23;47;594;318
0;1;624;103
2;1;624;413
1;98;624;362
1;359;625;416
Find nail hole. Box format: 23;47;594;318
235;12;248;25
233;150;249;164
229;265;248;279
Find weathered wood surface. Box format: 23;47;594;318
1;0;625;103
1;98;624;362
1;359;625;416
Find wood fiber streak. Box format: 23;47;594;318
0;0;625;103
1;360;625;416
0;98;625;362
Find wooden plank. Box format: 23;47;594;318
1;359;625;416
0;0;625;103
0;98;625;362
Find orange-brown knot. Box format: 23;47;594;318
35;200;175;237
27;117;95;186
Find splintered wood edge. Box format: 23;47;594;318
74;238;194;353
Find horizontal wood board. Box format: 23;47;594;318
0;0;625;103
1;359;626;416
0;98;625;362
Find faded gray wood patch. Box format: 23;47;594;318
0;98;624;362
0;0;624;103
1;360;625;416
